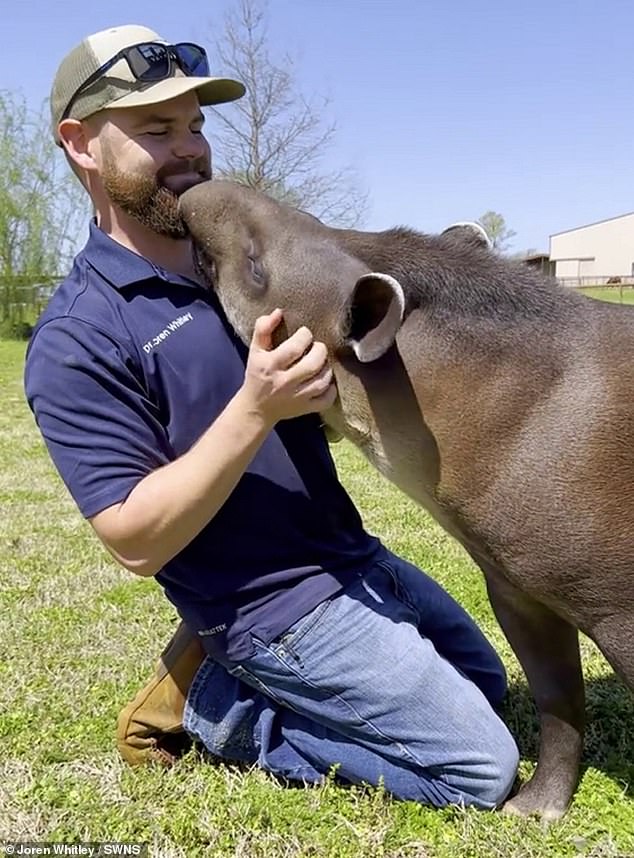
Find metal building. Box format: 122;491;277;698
549;213;634;286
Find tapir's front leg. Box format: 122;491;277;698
485;572;585;820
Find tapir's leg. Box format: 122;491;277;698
590;612;634;689
484;573;585;820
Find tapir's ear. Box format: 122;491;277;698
344;273;405;363
441;221;492;249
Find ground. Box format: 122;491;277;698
1;336;633;858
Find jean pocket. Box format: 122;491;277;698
252;597;333;672
219;603;337;691
223;659;290;707
264;575;370;670
374;559;421;626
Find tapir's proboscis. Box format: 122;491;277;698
178;179;634;819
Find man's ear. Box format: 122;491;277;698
342;272;405;363
58;118;97;178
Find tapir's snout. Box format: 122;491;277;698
179;181;239;282
178;180;214;234
179;179;259;230
179;180;268;272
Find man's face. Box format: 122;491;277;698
91;91;212;238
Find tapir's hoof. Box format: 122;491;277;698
502;789;568;824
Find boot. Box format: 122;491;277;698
116;620;206;766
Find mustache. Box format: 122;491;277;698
157;159;212;183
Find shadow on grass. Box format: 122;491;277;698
503;674;634;797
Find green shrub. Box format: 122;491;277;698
0;317;34;340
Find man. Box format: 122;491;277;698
25;24;519;809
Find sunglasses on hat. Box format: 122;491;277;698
61;41;210;120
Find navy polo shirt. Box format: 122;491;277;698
25;222;381;660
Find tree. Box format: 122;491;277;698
205;0;368;227
0;90;89;330
477;211;516;253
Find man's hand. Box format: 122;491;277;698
240;309;337;425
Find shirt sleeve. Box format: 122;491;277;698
24;317;172;518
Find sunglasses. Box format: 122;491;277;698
62;41;210;120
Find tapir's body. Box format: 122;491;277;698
179;180;634;818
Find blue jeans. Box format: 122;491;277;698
183;550;519;809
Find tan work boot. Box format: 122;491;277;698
116;621;206;766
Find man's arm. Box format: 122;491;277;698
90;310;336;577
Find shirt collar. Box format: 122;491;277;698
83;219;201;291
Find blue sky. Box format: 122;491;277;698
3;0;632;252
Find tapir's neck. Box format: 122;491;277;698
323;304;569;542
323;336;456;532
338;227;579;323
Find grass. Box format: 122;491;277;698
578;286;634;304
1;337;633;857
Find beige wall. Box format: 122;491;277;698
550;213;634;280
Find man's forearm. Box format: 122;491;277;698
91;388;272;576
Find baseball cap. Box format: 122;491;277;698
50;24;245;145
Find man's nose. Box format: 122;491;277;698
172;129;207;160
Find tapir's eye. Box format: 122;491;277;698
248;255;266;288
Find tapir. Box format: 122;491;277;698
176;179;634;819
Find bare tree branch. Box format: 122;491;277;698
205;0;368;227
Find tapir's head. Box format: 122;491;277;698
179;180;404;362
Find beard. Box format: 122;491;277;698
101;149;211;238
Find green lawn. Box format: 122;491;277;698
578;286;634;304
1;338;633;857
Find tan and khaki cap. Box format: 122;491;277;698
51;24;245;145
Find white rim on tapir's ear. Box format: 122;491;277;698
351;272;405;363
442;221;492;249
